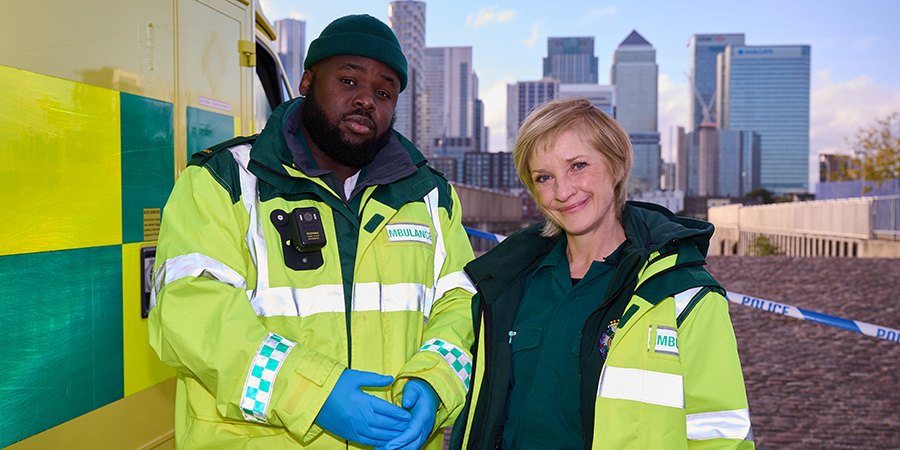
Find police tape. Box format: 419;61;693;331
463;226;507;243
726;292;900;343
464;227;900;343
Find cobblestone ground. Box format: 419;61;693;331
708;256;900;450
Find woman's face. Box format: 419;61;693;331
529;130;619;239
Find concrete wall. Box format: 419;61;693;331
708;198;900;258
454;183;521;222
737;198;871;239
453;183;537;252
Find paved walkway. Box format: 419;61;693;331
708;255;900;449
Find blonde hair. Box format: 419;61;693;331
513;97;633;237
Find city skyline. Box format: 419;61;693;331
260;0;900;193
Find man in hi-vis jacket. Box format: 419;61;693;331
149;14;476;450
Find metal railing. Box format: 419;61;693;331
872;195;900;239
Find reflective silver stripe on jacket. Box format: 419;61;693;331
151;253;247;308
353;282;427;312
686;408;753;441
250;280;476;316
422;187;446;322
230;143;271;293
597;365;685;409
249;285;345;316
674;286;702;320
435;271;477;300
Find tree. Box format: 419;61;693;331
747;235;783;256
837;112;900;192
745;188;774;204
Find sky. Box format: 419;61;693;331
259;0;900;192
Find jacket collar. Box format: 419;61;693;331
466;202;714;304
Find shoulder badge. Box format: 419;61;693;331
598;319;619;360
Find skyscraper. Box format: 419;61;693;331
630;132;663;193
274;18;306;94
697;123;718;197
611;30;657;133
474;98;488;152
423;46;479;157
687;34;745;133
719;130;761;197
675;126;690;193
717;45;811;194
505;78;558;152
558;83;615;117
679;127;761;197
543;37;599;84
463;152;519;190
389;1;425;147
611;30;660;192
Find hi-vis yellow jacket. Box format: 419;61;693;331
149;98;476;449
452;203;754;450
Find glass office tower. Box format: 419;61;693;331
687;34;744;133
423;46;479;157
718;45;810;194
389;1;426;147
543;37;599;84
274;18;306;94
505;79;558;152
611;30;660;192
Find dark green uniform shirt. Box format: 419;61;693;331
501;238;627;449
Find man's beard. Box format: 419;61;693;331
301;81;396;168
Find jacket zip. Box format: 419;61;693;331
462;270;493;449
250;158;360;368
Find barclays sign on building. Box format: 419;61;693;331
695;34;744;46
733;46;809;58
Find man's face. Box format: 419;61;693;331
299;55;399;168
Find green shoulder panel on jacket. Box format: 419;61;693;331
187;135;257;205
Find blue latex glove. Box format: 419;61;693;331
316;369;411;447
382;379;440;450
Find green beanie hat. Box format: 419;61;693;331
304;14;408;92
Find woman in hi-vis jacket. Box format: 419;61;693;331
451;97;754;450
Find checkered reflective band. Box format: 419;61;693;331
240;333;297;422
419;338;472;390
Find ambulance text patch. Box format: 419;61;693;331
386;223;432;245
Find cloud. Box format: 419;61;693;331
589;6;617;18
484;78;515;152
289;11;310;21
811;70;900;156
466;7;516;28
259;0;276;18
657;73;690;162
808;70;900;192
522;22;543;49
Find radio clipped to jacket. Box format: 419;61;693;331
271;208;326;270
